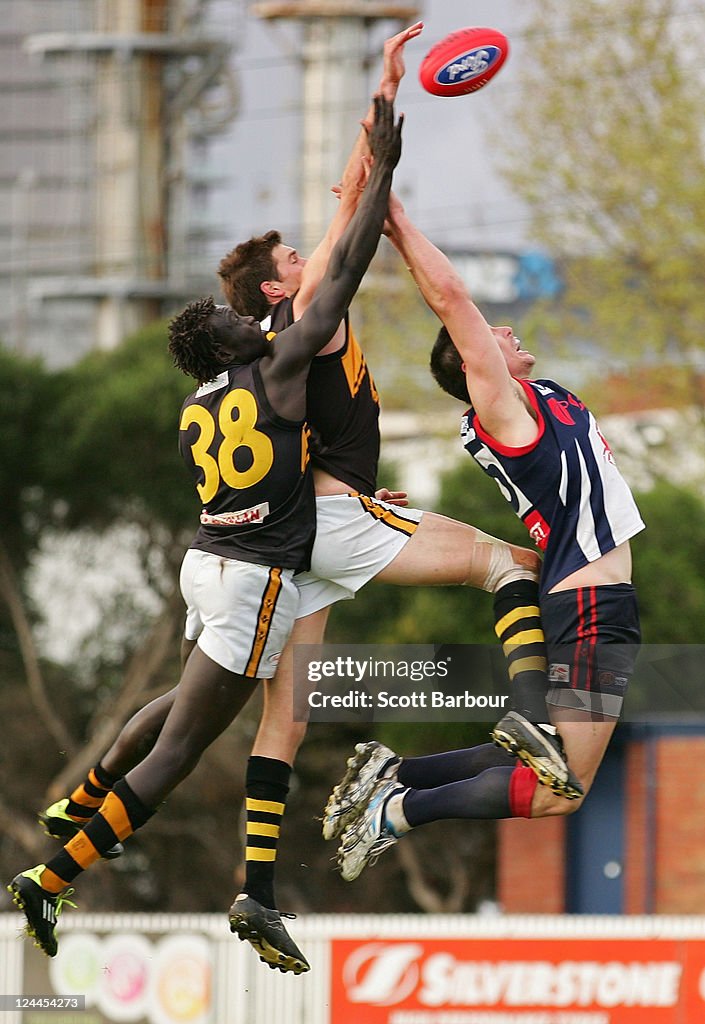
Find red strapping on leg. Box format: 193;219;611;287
509;764;538;818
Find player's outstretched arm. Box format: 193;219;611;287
293;22;422;317
269;96;401;401
386;193;524;431
305;97;402;345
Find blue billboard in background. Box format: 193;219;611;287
449;250;562;305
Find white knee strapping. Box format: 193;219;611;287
473;533;539;593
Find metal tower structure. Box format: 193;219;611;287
252;1;419;252
2;0;240;363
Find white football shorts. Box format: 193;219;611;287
180;548;299;679
295;492;423;618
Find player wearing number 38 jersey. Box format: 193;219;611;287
179;358;314;572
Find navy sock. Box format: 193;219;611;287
398;743;514;789
402;766;514;826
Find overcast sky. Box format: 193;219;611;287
206;0;530;258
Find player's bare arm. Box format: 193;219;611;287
386;192;537;446
292;21;422;322
261;96;402;421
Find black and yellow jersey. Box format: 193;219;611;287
178;359;314;571
270;297;380;494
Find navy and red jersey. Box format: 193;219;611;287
461;378;645;594
269;297;380;494
178;359;314;571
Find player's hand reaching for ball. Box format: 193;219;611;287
367;95;403;173
361;22;424;135
381;21;424;95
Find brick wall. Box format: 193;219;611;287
497;815;566;913
654;736;705;913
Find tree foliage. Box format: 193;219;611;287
0;347;60;565
499;0;705;371
631;480;705;642
45;322;196;537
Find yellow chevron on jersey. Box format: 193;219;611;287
342;325;377;401
301;423;311;472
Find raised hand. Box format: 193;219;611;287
367;95;403;172
381;21;424;94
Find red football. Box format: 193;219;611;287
419;26;510;97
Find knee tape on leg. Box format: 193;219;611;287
472;532;539;593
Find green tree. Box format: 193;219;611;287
0;348;76;791
499;0;705;378
632;481;705;642
0;347;58;564
45;321;195;539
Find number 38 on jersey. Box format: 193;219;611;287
180;387;275;503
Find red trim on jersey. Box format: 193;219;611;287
509;764;538;818
471;378;546;457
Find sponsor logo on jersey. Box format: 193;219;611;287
598;670;628;692
200;501;270;526
525;509;550;549
549;662;570;683
596;424;616;465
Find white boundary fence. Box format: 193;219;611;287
3;912;705;1024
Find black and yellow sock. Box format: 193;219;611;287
39;779;154;893
242;756;291;910
64;762;119;824
494;579;548;723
